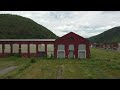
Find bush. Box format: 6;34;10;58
30;58;36;63
5;76;13;79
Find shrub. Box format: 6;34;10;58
30;58;36;63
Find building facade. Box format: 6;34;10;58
0;32;90;59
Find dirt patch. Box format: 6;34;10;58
0;66;18;75
56;65;64;79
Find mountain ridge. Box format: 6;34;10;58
0;14;58;39
88;26;120;43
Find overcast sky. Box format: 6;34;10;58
0;11;120;38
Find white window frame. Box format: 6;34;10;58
58;44;65;50
57;50;65;58
69;44;74;50
78;50;86;59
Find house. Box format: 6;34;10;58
54;32;90;59
103;43;118;50
0;32;90;59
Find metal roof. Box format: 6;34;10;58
0;39;56;41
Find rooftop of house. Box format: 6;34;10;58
0;39;56;41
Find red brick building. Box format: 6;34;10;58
54;32;90;58
0;32;90;59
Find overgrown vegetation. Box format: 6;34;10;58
0;14;58;39
11;53;21;57
0;48;120;79
30;58;36;63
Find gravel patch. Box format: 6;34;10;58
0;66;18;75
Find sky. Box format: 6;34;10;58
0;11;120;38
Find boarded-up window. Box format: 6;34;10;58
78;51;86;59
30;44;36;53
69;50;74;58
38;44;45;52
78;44;86;59
57;45;65;58
21;44;28;53
13;44;19;53
57;51;65;59
4;44;11;53
0;44;2;53
58;45;65;50
78;44;86;50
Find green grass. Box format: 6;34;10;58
0;48;120;79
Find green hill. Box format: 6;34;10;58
0;14;58;39
88;26;120;43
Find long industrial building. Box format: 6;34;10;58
0;32;90;59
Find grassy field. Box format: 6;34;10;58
0;48;120;79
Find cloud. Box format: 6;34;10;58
0;11;120;38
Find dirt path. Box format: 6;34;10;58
56;65;64;79
0;66;18;75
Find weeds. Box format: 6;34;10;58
30;58;36;63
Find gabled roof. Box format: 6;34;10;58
55;32;89;42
